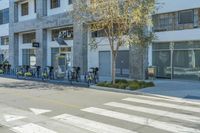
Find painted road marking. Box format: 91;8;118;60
123;97;200;113
4;114;26;122
82;107;200;133
29;108;51;115
52;114;137;133
105;102;200;124
135;95;200;106
11;123;57;133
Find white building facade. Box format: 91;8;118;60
0;0;9;63
151;0;200;80
4;0;200;80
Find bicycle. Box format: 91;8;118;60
41;67;49;81
84;67;99;86
67;67;81;84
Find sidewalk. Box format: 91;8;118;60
137;79;200;100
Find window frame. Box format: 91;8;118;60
50;0;60;9
1;36;9;46
21;2;29;16
22;32;36;44
178;10;194;24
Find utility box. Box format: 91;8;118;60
148;66;156;80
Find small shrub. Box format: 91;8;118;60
97;82;107;87
97;80;155;90
115;79;128;84
129;82;141;90
144;82;155;88
118;83;128;89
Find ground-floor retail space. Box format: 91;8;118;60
152;41;200;80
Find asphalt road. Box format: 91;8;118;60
0;77;199;133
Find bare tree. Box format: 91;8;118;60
73;0;155;84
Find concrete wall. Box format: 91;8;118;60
156;0;200;14
0;0;9;61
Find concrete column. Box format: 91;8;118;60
129;45;148;80
9;0;19;68
9;33;19;68
36;29;47;68
73;23;88;74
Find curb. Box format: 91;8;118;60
0;75;88;88
90;85;144;95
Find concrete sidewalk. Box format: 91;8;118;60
138;79;200;100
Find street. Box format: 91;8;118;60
0;77;199;133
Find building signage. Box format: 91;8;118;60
32;42;40;48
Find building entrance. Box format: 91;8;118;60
52;47;72;79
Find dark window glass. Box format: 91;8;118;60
0;10;3;24
34;0;36;13
68;0;72;5
50;0;60;9
22;49;35;66
22;33;36;44
51;48;59;66
91;30;106;38
21;2;29;16
51;27;73;41
1;36;9;45
179;10;194;24
0;8;9;25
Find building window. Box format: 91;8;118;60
0;8;9;25
22;32;36;44
179;10;194;24
1;36;9;45
68;0;72;5
22;49;35;66
0;54;4;63
51;27;73;41
34;0;37;13
50;0;60;9
21;2;29;16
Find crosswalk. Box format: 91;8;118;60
0;94;200;133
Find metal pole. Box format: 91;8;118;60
170;42;174;80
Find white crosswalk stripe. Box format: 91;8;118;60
52;114;136;133
135;94;200;106
82;107;200;133
123;97;200;113
11;123;57;133
105;102;200;124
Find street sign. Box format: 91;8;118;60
32;42;40;48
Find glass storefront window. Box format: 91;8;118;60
153;41;200;80
22;49;35;66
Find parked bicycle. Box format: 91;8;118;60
84;67;99;86
67;67;81;84
41;67;49;81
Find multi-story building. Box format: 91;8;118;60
1;0;200;80
8;0;133;80
0;0;9;63
9;0;76;70
151;0;200;80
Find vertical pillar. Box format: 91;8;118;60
73;22;88;74
36;29;47;68
9;0;19;68
129;45;148;80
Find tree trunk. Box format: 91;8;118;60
111;53;117;85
